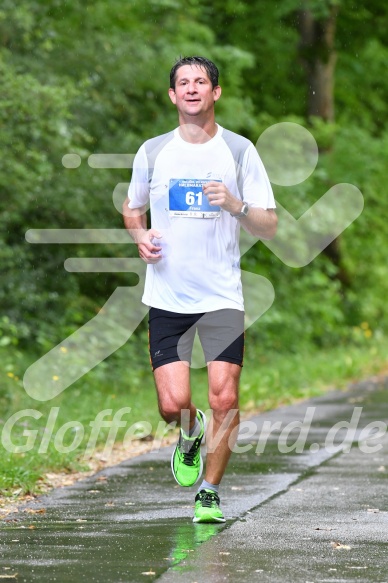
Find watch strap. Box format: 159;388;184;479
231;202;249;219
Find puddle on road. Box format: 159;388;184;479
0;519;224;582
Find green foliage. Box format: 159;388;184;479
1;0;388;367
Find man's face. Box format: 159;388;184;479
168;65;221;117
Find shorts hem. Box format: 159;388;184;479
151;357;191;371
151;355;243;371
208;356;243;367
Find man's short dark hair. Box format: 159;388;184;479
170;56;219;90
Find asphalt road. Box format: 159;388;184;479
0;377;387;582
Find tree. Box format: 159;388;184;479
298;1;338;121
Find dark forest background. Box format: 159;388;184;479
1;0;388;364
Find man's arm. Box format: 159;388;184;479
122;199;162;263
238;207;277;240
202;181;278;240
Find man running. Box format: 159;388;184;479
123;56;277;523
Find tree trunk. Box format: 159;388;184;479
299;3;338;121
298;3;350;287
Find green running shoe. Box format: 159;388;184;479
171;409;206;487
193;489;225;523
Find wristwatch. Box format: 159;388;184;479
231;202;249;219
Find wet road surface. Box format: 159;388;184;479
0;378;387;582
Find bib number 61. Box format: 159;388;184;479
185;191;203;206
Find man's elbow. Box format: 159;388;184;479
265;212;278;240
122;199;146;219
122;197;130;218
257;210;278;240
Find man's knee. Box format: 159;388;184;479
209;388;239;416
158;396;191;424
153;361;191;423
208;367;240;415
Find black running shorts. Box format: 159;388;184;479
148;307;245;370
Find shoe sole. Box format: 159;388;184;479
171;409;206;487
192;514;226;523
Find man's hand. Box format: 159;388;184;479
202;181;243;215
137;229;163;264
122;200;163;264
202;181;277;239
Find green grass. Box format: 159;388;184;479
240;339;388;411
1;334;387;496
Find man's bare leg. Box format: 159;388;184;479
153;360;197;431
204;361;241;485
154;361;207;490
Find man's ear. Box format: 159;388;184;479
168;88;177;105
213;85;222;102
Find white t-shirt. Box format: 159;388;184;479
128;124;275;313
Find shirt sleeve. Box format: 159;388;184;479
127;145;150;209
241;143;276;210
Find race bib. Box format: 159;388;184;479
169;178;221;218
